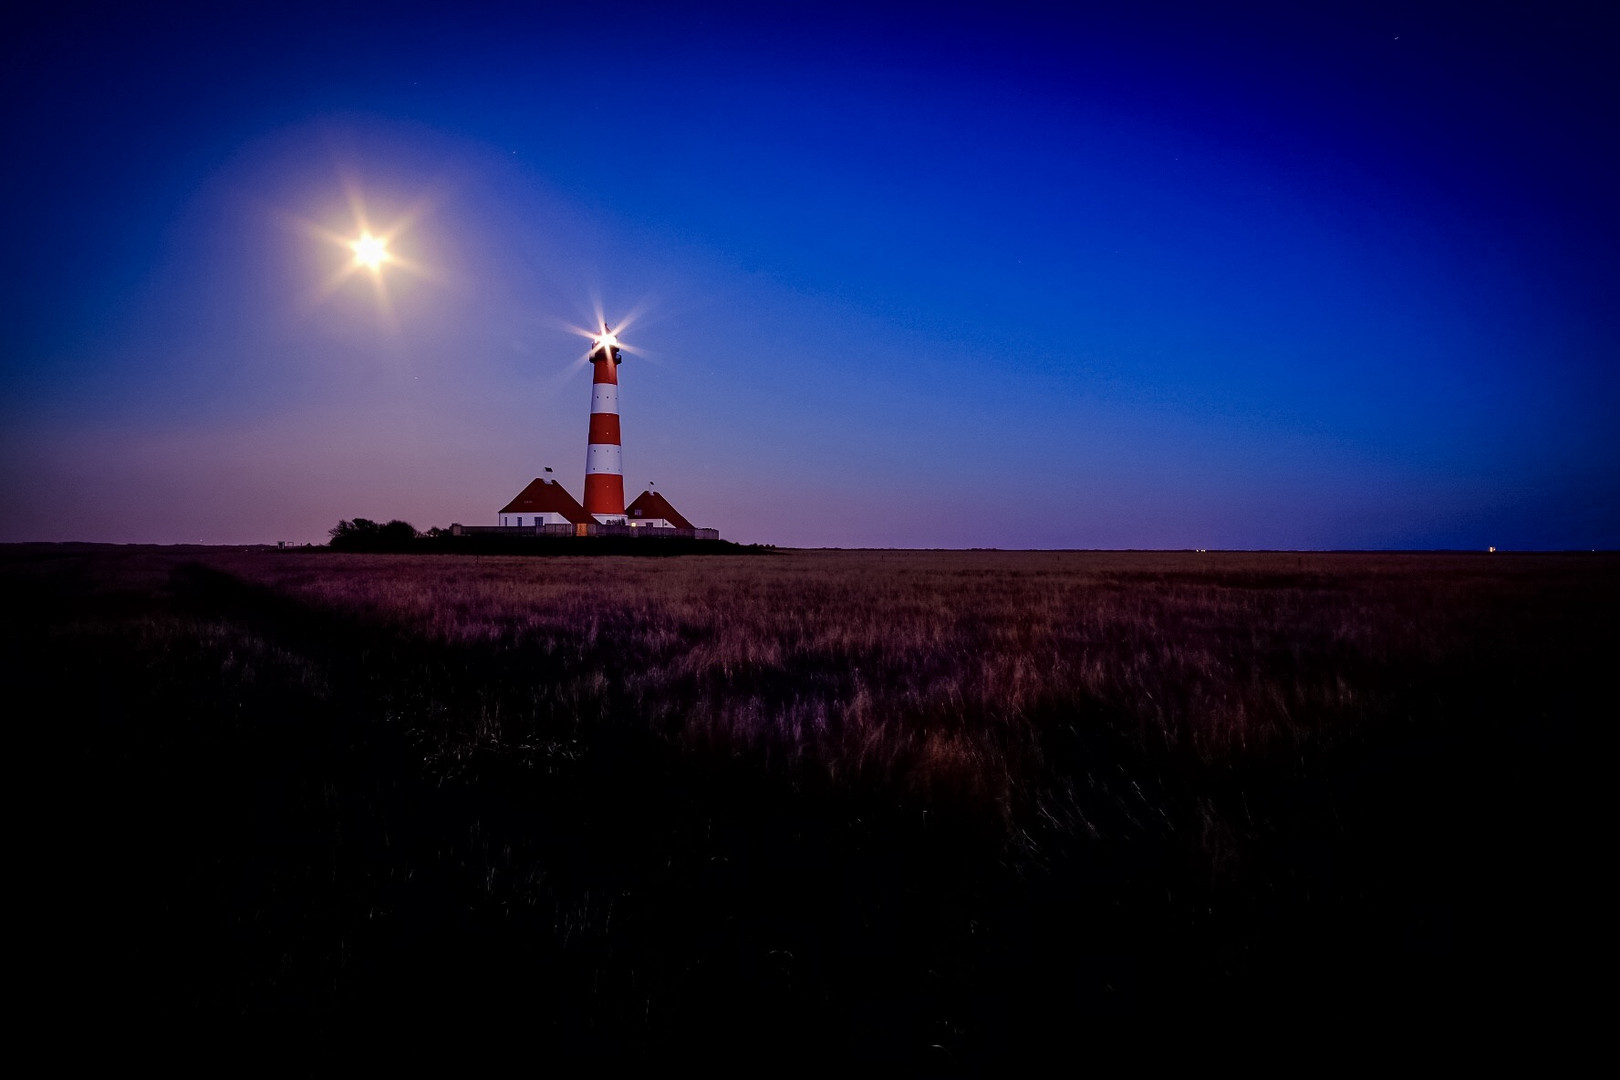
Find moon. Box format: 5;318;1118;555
350;232;389;270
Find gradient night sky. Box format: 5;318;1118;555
3;1;1615;549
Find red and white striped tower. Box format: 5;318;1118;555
583;323;626;522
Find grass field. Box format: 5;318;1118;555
7;545;1612;1055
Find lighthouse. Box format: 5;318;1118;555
583;323;627;523
456;315;722;541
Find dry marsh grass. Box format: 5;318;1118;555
201;547;1594;783
6;545;1613;1053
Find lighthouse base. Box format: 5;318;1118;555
583;472;626;521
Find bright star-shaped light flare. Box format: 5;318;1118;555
563;301;657;365
350;232;389;270
540;301;660;394
280;164;449;333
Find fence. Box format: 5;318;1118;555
450;523;720;541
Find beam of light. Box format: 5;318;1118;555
533;351;594;402
557;301;660;369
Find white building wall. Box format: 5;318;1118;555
498;511;576;527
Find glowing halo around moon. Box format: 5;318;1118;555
287;172;443;331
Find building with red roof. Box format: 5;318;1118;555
625;489;694;531
497;475;594;528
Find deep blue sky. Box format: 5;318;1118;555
3;1;1615;548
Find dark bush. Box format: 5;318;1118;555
328;518;419;552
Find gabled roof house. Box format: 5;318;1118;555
497;476;594;528
625;490;694;530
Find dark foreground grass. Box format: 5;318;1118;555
6;546;1613;1056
